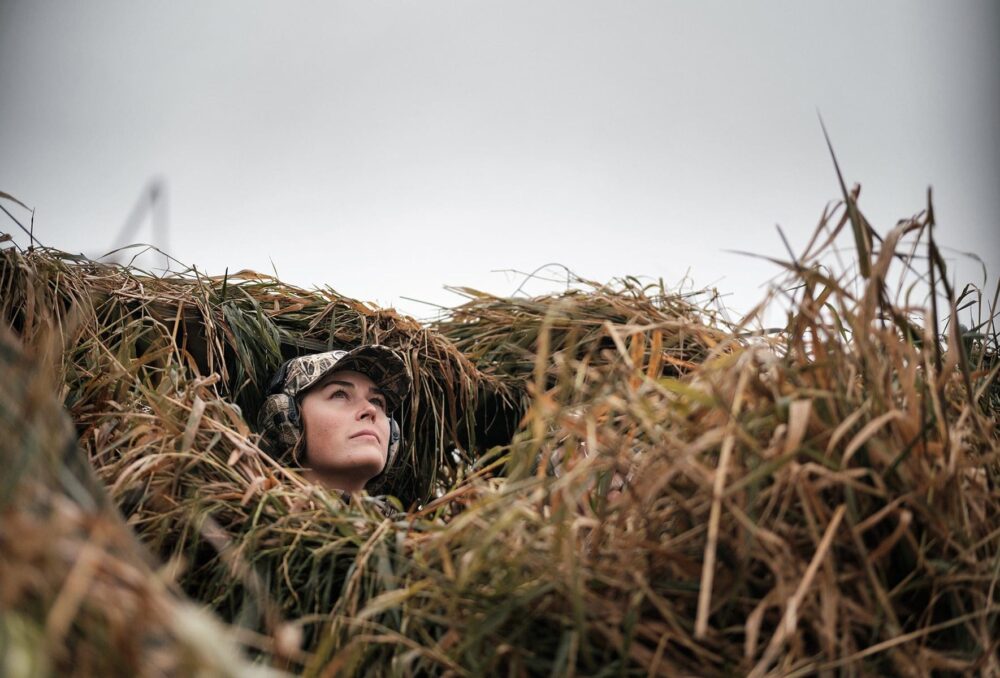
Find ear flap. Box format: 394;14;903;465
257;392;301;461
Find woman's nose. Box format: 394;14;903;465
357;399;377;420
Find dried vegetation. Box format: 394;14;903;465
1;185;997;676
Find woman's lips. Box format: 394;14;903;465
351;430;381;443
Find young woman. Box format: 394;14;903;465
257;345;411;493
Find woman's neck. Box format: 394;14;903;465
302;468;366;494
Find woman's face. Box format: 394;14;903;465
298;369;391;486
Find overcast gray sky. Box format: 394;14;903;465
1;1;997;321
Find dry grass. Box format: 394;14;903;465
0;249;497;505
0;184;997;676
0;323;279;677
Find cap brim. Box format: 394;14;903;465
325;345;411;411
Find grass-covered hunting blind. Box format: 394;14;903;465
1;188;998;676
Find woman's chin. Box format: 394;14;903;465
329;451;387;476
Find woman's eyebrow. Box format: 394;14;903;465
322;378;355;389
320;378;386;398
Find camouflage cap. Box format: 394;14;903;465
277;345;411;410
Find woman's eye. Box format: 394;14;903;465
371;397;387;411
330;389;349;400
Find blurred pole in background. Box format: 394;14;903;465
105;177;170;271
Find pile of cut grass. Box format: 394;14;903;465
0;250;496;504
0;324;277;677
433;274;730;455
0;184;997;676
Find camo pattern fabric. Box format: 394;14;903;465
258;392;301;460
279;345;410;411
